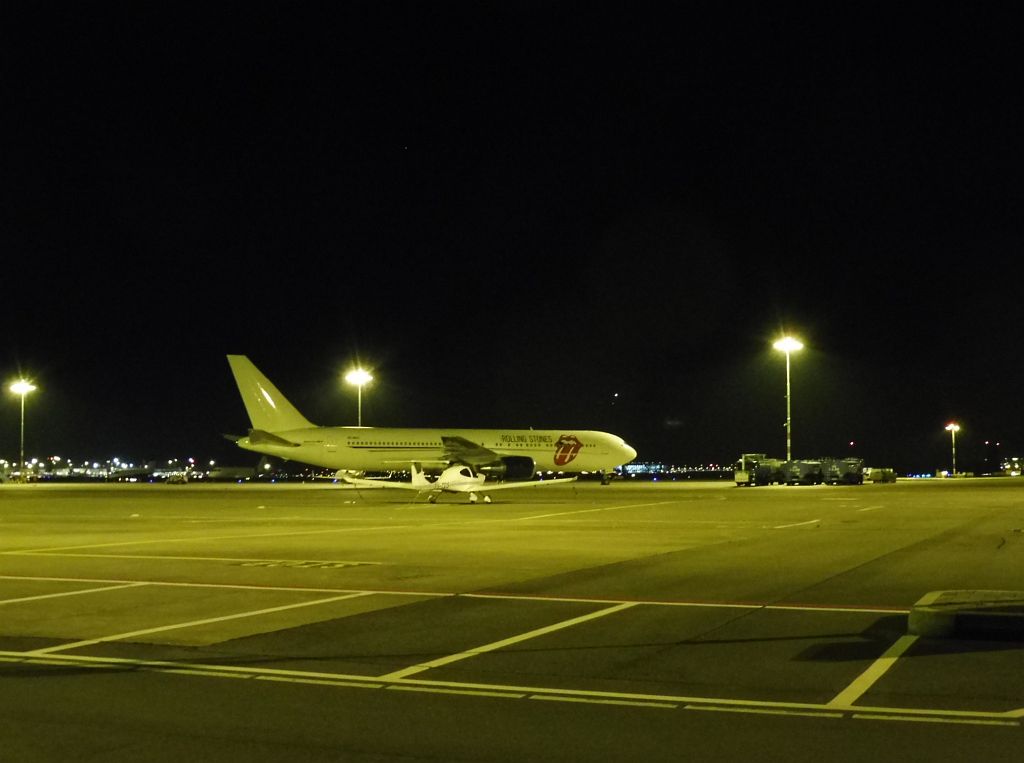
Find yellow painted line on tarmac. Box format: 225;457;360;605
24;591;376;655
856;506;884;512
828;634;919;707
0;581;148;605
378;602;638;680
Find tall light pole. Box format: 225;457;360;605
945;423;960;476
344;369;373;427
9;380;37;482
772;337;803;461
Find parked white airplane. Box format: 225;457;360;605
341;461;578;503
225;355;637;486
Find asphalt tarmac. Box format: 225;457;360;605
1;479;1022;761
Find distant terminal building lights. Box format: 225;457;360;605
623;462;732;480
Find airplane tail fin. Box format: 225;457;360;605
410;462;430;488
227;355;315;433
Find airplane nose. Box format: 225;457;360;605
622;442;637;463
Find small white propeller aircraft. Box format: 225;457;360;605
340;461;577;503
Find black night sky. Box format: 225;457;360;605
3;4;1022;474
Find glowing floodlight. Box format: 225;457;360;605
344;368;373;427
772;337;803;461
9;379;37;482
945;422;960;476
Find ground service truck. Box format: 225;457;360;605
734;454;785;486
735;454;868;486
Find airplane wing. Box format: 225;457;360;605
338;474;423;490
471;476;578;492
442;436;500;466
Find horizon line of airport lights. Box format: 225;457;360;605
1;368;375;481
3;355;968;479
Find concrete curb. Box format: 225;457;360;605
908;590;1024;639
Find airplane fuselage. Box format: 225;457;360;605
235;427;634;473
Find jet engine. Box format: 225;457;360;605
478;456;535;481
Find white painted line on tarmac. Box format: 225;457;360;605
773;519;820;529
828;634;919;707
256;676;384;690
462;592;757;610
0;574;909;614
532;695;676;709
856;506;884;512
24;591;376;655
852;714;1018;727
6;552;380;566
462;592;906;615
764;603;904;614
387;685;526;699
378;602;637;680
2;522;426;554
0;581;148;605
516;501;679;521
0;573;447;598
0;650;1018;727
687;705;843;719
166;668;250;679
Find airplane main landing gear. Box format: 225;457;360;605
469;493;478;503
484;495;492;503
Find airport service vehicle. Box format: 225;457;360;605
781;459;824;485
864;467;897;483
735;454;868;486
734;453;785;486
822;457;865;484
226;355;637;486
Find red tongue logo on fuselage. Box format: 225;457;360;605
554;434;583;466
